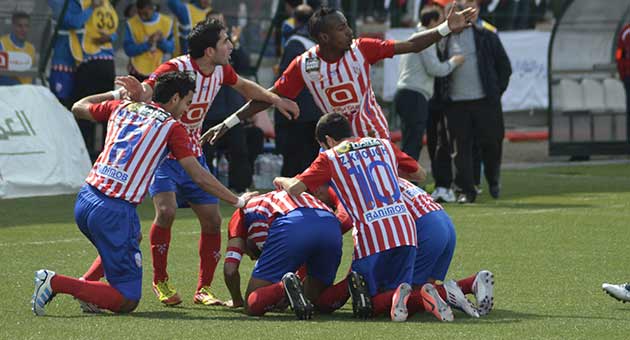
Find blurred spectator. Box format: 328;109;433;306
123;0;174;81
0;12;35;85
202;11;259;193
617;23;630;117
74;0;118;161
443;0;511;203
281;0;302;48
274;4;322;177
47;0;95;109
168;0;212;56
394;6;463;162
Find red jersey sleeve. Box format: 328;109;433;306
221;64;238;86
273;56;306;99
391;141;420;174
88;99;122;122
296;152;332;192
227;209;247;239
144;61;179;88
357;38;395;64
167;123;195;160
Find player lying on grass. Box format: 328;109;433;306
274;113;426;322
31;71;256;316
201;5;476;145
222;190;351;319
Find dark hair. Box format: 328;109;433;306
420;6;441;27
315;113;352;143
136;0;154;10
308;6;339;41
12;11;29;23
294;4;314;25
285;0;302;8
188;19;226;58
152;72;196;104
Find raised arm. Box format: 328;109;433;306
71;90;121;121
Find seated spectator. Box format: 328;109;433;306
0;12;36;85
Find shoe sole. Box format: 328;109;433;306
390;283;412;322
193;296;223;306
474;271;495;316
421;284;453;322
152;286;183;306
32;270;55;316
348;272;372;319
444;280;479;318
282;273;313;320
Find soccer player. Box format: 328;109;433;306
115;18;299;307
274;113;425;322
200;5;477;144
31;72;256;316
398;178;493;321
223;190;349;319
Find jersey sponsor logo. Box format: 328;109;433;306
335;138;382;154
324;83;359;107
364;203;408;222
180;102;210;125
305;57;320;72
404;186;426;198
126;103;169;122
96;163;130;183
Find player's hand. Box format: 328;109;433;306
224;299;244;308
92;30;111;44
447;6;477;33
239;191;259;205
272;177;285;191
450;54;465;66
273;97;300;120
115;75;144;101
231;26;242;44
200;123;228;145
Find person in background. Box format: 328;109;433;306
0;12;36;85
124;0;174;81
616;22;630;125
168;0;212;56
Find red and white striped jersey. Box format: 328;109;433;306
275;38;395;139
297;137;419;259
398;178;443;220
85;100;193;204
145;54;238;158
227;190;332;250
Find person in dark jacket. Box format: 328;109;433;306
443;0;511;204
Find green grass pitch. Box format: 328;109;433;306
2;163;630;339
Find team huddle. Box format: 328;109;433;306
31;6;495;322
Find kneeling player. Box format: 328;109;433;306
31;72;256;316
223;190;348;319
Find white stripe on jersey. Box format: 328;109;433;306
298;41;390;139
399;178;443;220
86;102;179;204
324;138;417;259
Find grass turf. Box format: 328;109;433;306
2;163;630;339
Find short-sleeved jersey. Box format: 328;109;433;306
297;137;419;259
275;38;395;139
85;100;193;204
145;55;238;158
398;178;443;220
227;190;332;250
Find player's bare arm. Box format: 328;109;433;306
232;77;299;119
399;166;427;183
224;237;246;308
71;90;119;121
393;7;477;55
178;156;258;207
273;177;307;197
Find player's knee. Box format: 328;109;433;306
201;215;222;233
155;205;176;224
116;299;139;313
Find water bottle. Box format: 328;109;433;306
217;155;229;186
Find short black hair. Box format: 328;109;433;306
188;19;226;59
308;6;339;42
12;11;29;23
152;72;196;104
285;0;302;8
315;113;352;143
420;6;441;27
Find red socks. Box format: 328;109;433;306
197;232;221;291
51;274;125;312
315;278;350;313
246;282;285;316
434;283;447;301
150;223;171;284
372;291;395;316
81;256;104;281
457;274;477;295
407;289;425;316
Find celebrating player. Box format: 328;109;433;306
274;113;425;322
31;72;256;316
115;19;299;306
201;5;477;144
223;190;349;319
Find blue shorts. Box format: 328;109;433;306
252;208;342;285
74;184;142;301
351;245;416;297
49;70;74;100
412;210;456;285
149;156;218;207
